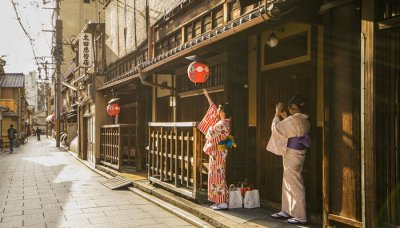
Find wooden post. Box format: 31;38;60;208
223;1;228;24
118;126;122;170
180;131;184;185
148;126;151;178
169;130;173;181
174;127;178;187
192;126;198;198
160;127;164;181
186;131;190;187
322;10;331;227
361;0;376;227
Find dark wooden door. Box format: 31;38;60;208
375;29;400;227
260;63;320;216
323;2;362;227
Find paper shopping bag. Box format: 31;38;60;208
228;184;243;209
243;189;260;209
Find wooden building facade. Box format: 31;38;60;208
91;0;400;227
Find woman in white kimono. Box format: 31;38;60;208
198;89;231;210
267;95;311;225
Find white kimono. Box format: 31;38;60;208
266;113;310;220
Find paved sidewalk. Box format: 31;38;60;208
0;137;196;228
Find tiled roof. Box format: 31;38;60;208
0;73;25;88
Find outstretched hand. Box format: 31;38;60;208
203;89;212;105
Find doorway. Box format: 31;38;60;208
259;62;321;218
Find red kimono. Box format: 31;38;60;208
198;103;230;204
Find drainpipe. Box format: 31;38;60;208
138;69;175;91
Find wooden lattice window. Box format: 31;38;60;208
168;35;176;49
185;24;193;41
212;7;224;28
194;19;202;38
175;32;182;47
162;39;169;53
202;13;212;33
156;43;162;56
229;1;241;21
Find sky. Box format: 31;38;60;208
0;0;53;75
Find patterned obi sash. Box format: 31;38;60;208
217;135;236;150
287;134;311;150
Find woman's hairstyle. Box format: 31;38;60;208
288;95;306;111
219;102;232;118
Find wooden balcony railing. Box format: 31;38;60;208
148;122;206;199
100;124;137;171
0;99;18;112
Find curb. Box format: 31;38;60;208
129;187;212;228
131;180;246;228
94;165;246;228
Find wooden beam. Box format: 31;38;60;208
377;17;400;30
361;0;376;227
320;0;354;14
328;214;363;228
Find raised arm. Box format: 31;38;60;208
203;89;213;106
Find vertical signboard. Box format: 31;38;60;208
79;33;93;68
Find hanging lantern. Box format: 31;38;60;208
107;103;120;116
187;61;210;83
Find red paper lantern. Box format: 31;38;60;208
107;103;120;116
187;61;210;83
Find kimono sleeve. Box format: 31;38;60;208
197;103;218;135
266;116;289;156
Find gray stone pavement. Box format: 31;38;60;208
0;137;195;228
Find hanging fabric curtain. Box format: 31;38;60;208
45;114;55;122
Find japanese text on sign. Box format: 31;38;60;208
79;33;93;68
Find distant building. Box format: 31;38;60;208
25;71;39;112
0;73;26;147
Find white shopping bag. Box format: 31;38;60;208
228;184;243;209
243;189;260;208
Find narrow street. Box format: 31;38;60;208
0;137;195;228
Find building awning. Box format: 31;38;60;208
46;114;55;122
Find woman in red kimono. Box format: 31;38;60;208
198;89;231;210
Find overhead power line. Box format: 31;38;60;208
10;0;41;68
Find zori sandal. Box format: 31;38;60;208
271;211;291;219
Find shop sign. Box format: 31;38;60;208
79;32;93;68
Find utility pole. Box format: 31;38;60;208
44;61;49;139
54;0;62;147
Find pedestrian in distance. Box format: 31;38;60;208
36;127;42;141
267;95;311;225
7;124;17;153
